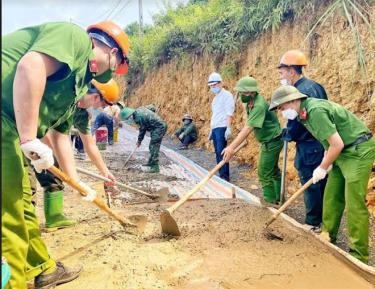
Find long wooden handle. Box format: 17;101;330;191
48;166;132;226
123;147;137;167
167;141;247;214
76;167;155;198
279;140;288;204
265;178;314;227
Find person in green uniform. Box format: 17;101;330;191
30;79;120;232
222;77;283;205
269;85;375;264
120;107;168;173
174;114;198;150
2;20;130;289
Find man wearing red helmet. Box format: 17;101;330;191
2;21;129;289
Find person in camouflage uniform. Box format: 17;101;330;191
120;106;167;173
174;114;198;150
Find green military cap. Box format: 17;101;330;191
269;85;307;111
120;107;135;120
235;76;259;93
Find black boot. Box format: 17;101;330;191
35;262;82;289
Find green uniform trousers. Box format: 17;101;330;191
322;137;375;264
258;138;283;203
148;125;167;166
1;116;56;289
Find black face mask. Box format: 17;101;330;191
94;69;112;83
240;94;252;103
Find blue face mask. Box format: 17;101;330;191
210;87;221;94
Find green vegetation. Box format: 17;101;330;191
124;0;374;94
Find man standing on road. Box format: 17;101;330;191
269;85;375;264
174;114;198;150
278;50;328;232
207;72;235;182
2;20;129;289
222;77;283;206
120;106;168;173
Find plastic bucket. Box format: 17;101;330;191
114;128;118;143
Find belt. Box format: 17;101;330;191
344;133;373;149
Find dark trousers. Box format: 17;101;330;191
212;127;229;181
180;134;197;146
91;112;114;142
295;141;326;226
71;135;84;153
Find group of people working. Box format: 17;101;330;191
1;17;374;289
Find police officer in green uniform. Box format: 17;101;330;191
223;77;283;205
2;20;129;289
174;114;198;150
120;107;168;173
30;79;120;232
269;85;375;264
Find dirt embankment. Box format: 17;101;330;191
126;5;375;185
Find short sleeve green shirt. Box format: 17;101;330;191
246;94;281;143
299;98;370;149
2;22;94;138
54;108;90;135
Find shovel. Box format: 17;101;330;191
46;166;147;234
123;146;137;168
77;167;169;201
264;178;313;230
160;141;247;236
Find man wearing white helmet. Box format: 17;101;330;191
207;72;235;181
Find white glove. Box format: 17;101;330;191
178;133;185;140
312;167;328;184
224;127;232;140
20;139;54;173
78;181;97;202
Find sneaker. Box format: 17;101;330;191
77;153;86;160
178;145;188;150
108;140;114;145
35;262;82;289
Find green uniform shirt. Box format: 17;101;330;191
246;94;281;143
175;122;198;139
2;22;95;138
133;108;167;143
299;98;371;149
54;107;90;135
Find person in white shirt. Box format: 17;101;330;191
207;72;235;181
91;104;121;145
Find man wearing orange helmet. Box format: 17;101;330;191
2;20;129;289
278;50;328;232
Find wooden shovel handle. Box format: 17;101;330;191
167;140;247;214
48;166;131;226
123;147;138;167
265;178;314;227
76;167;155;198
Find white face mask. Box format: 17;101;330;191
280;79;290;86
282;108;298;120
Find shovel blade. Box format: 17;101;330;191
160;210;180;236
120;215;148;235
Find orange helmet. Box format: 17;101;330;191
87;20;130;75
278;50;307;67
91;79;120;104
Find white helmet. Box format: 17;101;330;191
208;72;222;86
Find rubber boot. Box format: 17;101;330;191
35;262;82;289
44;191;77;232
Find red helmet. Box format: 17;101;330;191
87;20;130;75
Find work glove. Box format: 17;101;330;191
178;133;185;140
312;165;332;184
78;181;97;202
366;191;375;217
20;139;54;173
208;130;212;141
224;127;232;140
